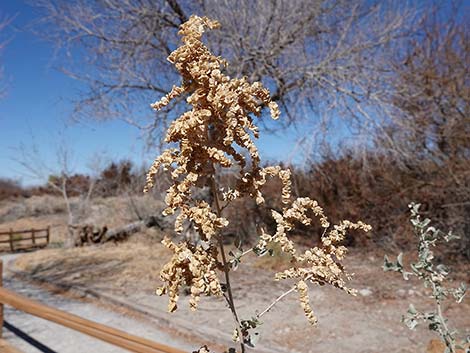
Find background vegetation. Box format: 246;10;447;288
1;0;468;255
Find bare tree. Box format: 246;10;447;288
376;6;470;255
15;137;97;247
31;0;418;145
379;6;469;168
296;4;470;256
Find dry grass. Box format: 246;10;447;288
0;195;66;223
14;232;292;295
0;194;166;245
14;232;171;292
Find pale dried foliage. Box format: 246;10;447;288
157;237;223;312
144;15;370;351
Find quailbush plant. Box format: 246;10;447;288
384;203;468;353
144;15;370;352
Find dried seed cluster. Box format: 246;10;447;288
145;15;371;326
144;16;282;238
156;238;223;312
144;15;283;310
256;199;371;324
295;280;317;325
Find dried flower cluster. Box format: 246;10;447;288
144;15;371;350
144;15;283;310
295;280;316;325
256;200;371;325
156;237;223;312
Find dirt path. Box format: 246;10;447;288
7;247;470;353
0;254;194;353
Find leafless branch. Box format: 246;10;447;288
31;0;419;147
13;134;99;247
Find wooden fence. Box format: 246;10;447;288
0;228;50;252
0;260;186;353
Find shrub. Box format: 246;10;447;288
0;178;29;200
384;203;468;353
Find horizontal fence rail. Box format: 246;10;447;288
0;228;50;252
0;260;186;353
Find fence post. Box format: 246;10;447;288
0;259;3;338
8;229;13;252
31;229;36;246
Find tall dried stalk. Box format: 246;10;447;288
145;15;370;352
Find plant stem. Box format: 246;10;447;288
437;302;455;353
209;171;246;353
257;287;296;319
257;275;313;320
238;248;254;259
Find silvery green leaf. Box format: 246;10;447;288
424;311;437;321
422;248;434;263
253;246;267;256
421;218;431;228
397;253;404;267
453;283;467;303
245;332;260;348
231;258;239;271
436;264;450;276
410;203;421;213
407;304;417;315
383;255;395;271
404;317;418;330
383;255;403;273
444;231;460;241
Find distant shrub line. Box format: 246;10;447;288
3;147;469;259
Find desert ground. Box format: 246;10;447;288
1;195;469;353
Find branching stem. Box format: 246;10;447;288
257;275;313;320
437;302;455;353
257;287;296;319
238;248;254;259
209;169;246;353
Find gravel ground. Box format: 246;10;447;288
0;254;193;353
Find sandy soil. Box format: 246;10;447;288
10;241;470;353
2;196;469;353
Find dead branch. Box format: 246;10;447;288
72;216;164;246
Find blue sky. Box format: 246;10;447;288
0;0;149;185
0;0;300;186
